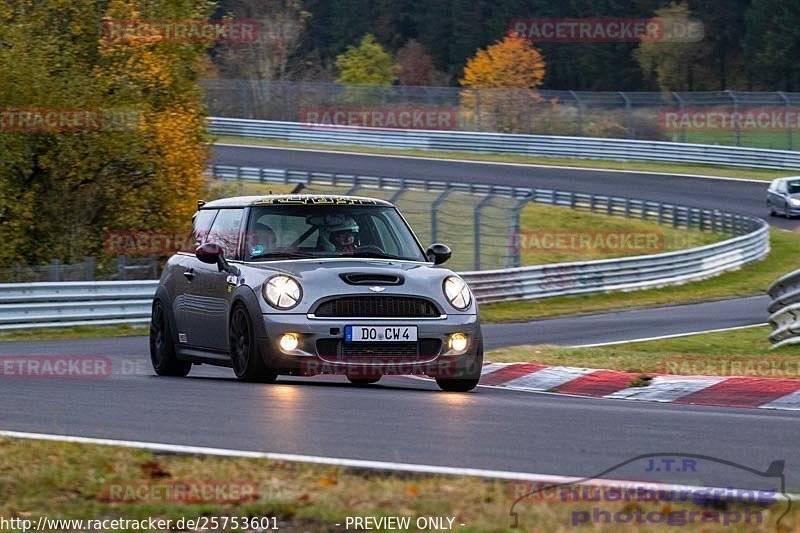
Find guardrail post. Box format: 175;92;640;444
624;198;631;218
672;206;679;228
474;193;494;270
431;189;454;243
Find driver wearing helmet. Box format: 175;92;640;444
328;216;359;254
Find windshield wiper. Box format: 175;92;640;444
250;251;315;260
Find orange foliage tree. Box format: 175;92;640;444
460;35;546;133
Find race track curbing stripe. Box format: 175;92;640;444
479;363;800;411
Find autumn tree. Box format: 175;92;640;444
335;34;397;85
459;34;546;133
396;39;445;86
633;2;708;92
214;0;310;80
0;0;211;270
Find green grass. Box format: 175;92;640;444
0;324;149;342
481;228;800;323
1;437;794;532
672;130;799;152
214;135;793;181
485;325;799;376
516;203;719;264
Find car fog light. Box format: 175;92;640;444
448;333;468;353
279;333;299;352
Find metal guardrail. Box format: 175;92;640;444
0;281;156;331
767;271;800;348
209;117;800;170
0;170;770;329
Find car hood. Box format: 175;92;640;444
243;258;471;315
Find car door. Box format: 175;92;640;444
173;208;218;347
191;207;246;352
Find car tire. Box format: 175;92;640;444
229;304;278;383
347;375;381;385
435;338;483;392
150;300;192;377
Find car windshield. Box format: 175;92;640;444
788;181;800;194
244;203;427;262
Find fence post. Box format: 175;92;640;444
619;91;633;139
473;193;494;270
570;90;584;136
507;195;531;268
85;257;95;281
778;91;792;151
118;255;127;281
50;259;61;282
727;90;741;147
672;91;686;143
431;189;453;243
389;182;408;204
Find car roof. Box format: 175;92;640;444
201;194;395;209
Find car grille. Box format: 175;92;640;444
316;339;442;362
313;296;440;318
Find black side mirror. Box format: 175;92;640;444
426;243;452;265
196;243;239;275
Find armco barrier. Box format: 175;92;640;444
209;117;800;170
0;281;156;330
768;270;800;348
0;173;770;329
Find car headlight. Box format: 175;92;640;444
443;276;472;311
262;275;302;309
790;198;800;207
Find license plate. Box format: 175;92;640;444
345;325;418;342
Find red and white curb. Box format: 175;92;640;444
479;363;800;411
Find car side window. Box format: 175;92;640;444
207;208;244;259
190;209;218;249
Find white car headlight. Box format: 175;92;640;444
263;275;302;309
790;198;800;207
443;276;472;311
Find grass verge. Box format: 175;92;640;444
0;324;149;343
0;437;794;532
481;228;799;323
214;135;791;181
484;325;799;377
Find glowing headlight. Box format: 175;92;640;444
443;276;472;311
279;333;299;352
263;275;302;309
790;198;800;207
448;333;469;353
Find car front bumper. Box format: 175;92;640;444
256;313;481;378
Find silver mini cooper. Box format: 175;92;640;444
150;194;483;392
